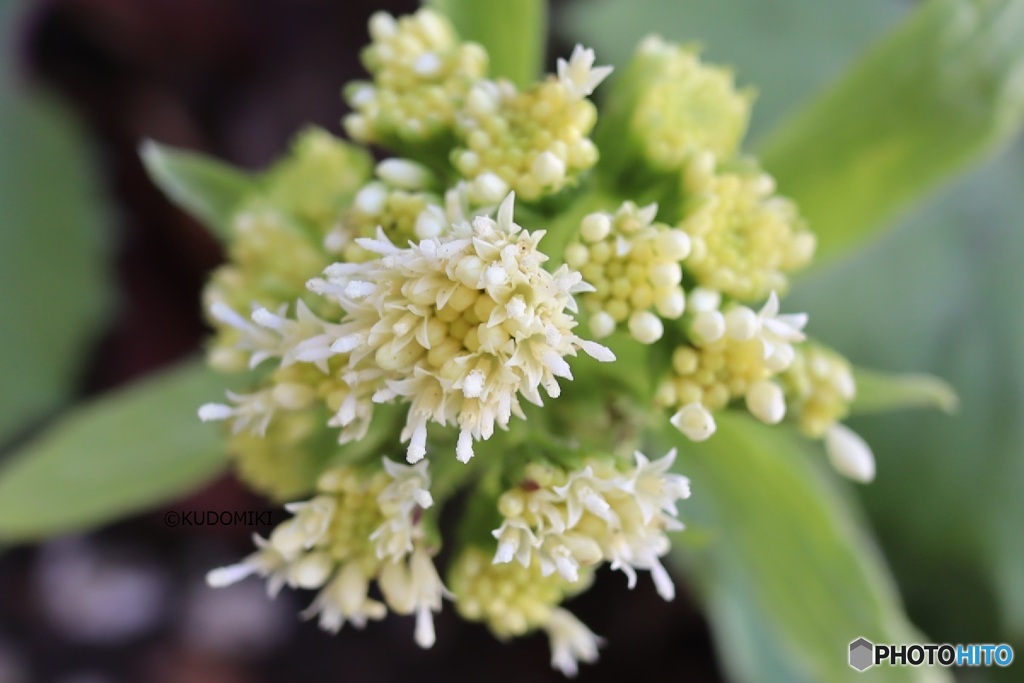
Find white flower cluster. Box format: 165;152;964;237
304;193;613;463
187;6;887;677
206;460;448;648
492;449;690;600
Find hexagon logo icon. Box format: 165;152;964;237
849;637;874;671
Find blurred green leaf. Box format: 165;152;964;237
788;138;1024;673
563;0;905;142
0;360;228;542
140;140;257;242
668;414;951;683
852;368;958;415
427;0;546;87
0;3;112;445
760;0;1024;261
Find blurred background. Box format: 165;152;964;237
0;0;1020;681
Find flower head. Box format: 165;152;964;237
180;9;890;675
452;45;610;201
680;152;815;301
658;289;807;434
306;193;614;463
206;461;448;646
491;451;689;599
344;9;487;146
628;38;752;166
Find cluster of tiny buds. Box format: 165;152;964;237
450;547;598;676
680;151;815;302
343;9;487;145
324;158;441;262
566;202;690;344
662;288;807;442
627;37;753;168
452;45;611;201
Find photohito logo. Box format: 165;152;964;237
849;637;1014;671
849;638;874;671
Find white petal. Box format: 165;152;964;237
206;563;256;588
456;429;475;463
198;403;233;422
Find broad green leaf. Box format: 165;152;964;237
0;360;228;542
427;0;546;88
852;368;958;415
667;413;951;683
788;139;1024;674
140;140;258;242
563;0;905;143
0;2;112;445
760;0;1024;261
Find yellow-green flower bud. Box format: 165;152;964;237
319;466;391;570
596;36;753;184
228;408;337;502
202;128;370;370
781;343;856;438
209;351;383;502
657;337;773;413
632;38;752;165
203;206;337;365
679;152;815;301
450;546;592;638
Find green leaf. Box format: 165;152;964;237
140;140;258;242
851;368;958;415
667;413;951;683
564;0;905;143
788;139;1024;671
0;2;113;445
0;360;228;542
759;0;1024;261
427;0;546;88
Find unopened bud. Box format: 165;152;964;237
670;402;716;441
746;380;786;424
